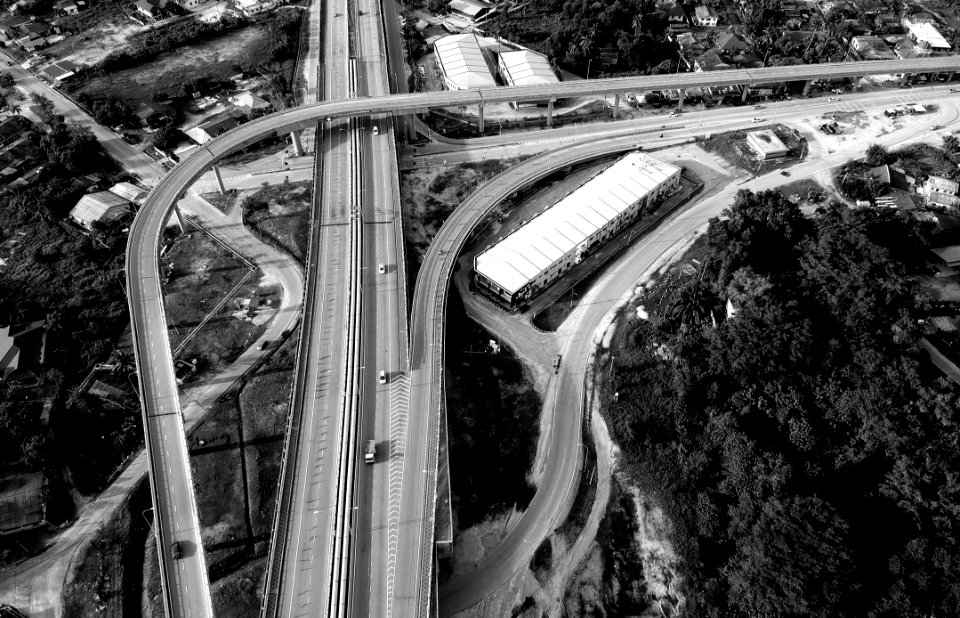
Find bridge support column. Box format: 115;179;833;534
900;73;911;87
678;89;685;110
212;163;226;194
172;203;187;233
948;72;955;82
802;80;813;96
613;93;621;118
478;103;485;133
741;86;750;103
289;130;304;157
546;99;555;126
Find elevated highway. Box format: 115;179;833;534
125;57;960;617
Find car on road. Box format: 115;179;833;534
365;440;376;464
378;263;386;274
753;104;764;109
257;340;271;351
668;111;679;117
171;541;183;560
379;370;387;384
752;117;763;123
372;125;379;135
828;96;840;102
780;170;790;176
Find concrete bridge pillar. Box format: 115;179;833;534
900;73;911;87
478;103;485;133
212;163;226;194
802;80;813;96
948;72;955;82
613;93;621;118
678;89;685;110
172;203;187;233
289;130;304;157
546;99;555;126
741;86;750;103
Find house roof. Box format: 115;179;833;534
69;191;130;227
0;320;44;380
475;152;681;296
0;472;45;533
716;31;749;52
851;35;895;60
108;181;147;204
448;0;489;18
906;22;950;49
433;33;495;90
695;51;731;71
230;90;270;110
930;245;960;266
497;50;557;87
695;5;718;20
43;60;78;81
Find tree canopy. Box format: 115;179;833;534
605;190;960;616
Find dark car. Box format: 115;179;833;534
171;541;184;560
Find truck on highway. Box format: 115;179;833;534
553;354;562;374
365;440;376;464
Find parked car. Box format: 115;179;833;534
828;96;840;102
752;117;763;123
171;541;183;560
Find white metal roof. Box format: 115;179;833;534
907;22;950;49
70;191;130;227
498;50;558;87
475;152;681;295
108;181;147;204
434;33;495;90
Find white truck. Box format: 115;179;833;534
364;440;376;464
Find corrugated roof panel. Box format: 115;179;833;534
498;50;559;87
434;34;496;90
475;152;681;295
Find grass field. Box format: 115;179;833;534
163;227;273;376
243;181;313;263
187;328;297;613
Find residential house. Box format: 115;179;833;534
0;116;32;147
0;472;46;535
135;101;172;127
42;59;79;82
0;320;47;386
886;34;931;59
135;0;168;19
693;50;731;72
184;114;240;144
176;0;204;8
229;90;270;112
663;1;687;25
904;21;950;52
850;35;896;60
715;31;749;54
903;12;937;26
53;0;84;14
692;6;719;27
235;0;275;16
930;245;960;268
447;0;494;23
108;181;148;205
69;191;132;229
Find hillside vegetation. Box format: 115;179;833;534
604;190;960;617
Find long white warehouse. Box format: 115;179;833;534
474;151;681;305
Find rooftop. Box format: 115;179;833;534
475;152;681;295
434;33;496;90
498;50;558;87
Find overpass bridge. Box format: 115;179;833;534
125;56;960;618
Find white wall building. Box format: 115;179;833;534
433;33;496;90
69;191;132;229
497;49;558;87
474;152;682;305
905;22;951;52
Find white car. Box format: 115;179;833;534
378;370;387;384
378;263;386;274
828;97;840;102
752;117;763;123
668;111;679;117
372;125;379;135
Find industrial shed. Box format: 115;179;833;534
497;50;558;87
474;151;681;305
433;33;496;90
69;190;131;229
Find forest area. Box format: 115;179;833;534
603;190;960;617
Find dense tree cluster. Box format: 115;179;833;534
605;190;960;617
487;0;676;75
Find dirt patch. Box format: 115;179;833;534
61;480;153;618
76;26;266;107
699;123;806;172
163;226;272;376
47;20;143;67
201;190;242;215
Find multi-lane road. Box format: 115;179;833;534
123;59;960;617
